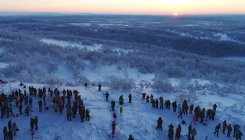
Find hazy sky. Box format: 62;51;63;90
0;0;245;15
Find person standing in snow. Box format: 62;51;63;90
156;117;162;130
113;112;117;121
175;124;181;140
45;100;50;110
3;126;8;140
191;114;196;125
85;108;90;121
30;118;35;131
8;120;12;131
155;99;159;109
227;124;232;137
151;99;155;108
128;94;132;103
67;107;73;121
146;95;149;102
119;107;123;116
25;105;30;116
98;84;101;91
8;129;13;140
29;97;33;107
38;99;42;112
189;104;194;114
177;110;183;119
72;101;78;118
159;97;163;109
235;130;243;140
213;123;221;137
168;124;174;140
222;120;227;133
128;135;134;140
213;103;217;112
79;105;85;122
188;124;192;138
233;124;240;137
12;122;18;136
19;103;22;114
172;101;177;112
191;127;197;140
103;92;109;101
34;116;38;130
111;121;116;136
141;93;146;100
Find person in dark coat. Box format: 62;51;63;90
227;124;232;137
72;104;77;118
8;129;13;140
98;84;101;91
111;101;115;111
3;126;8;140
213;123;221;137
168;124;174;140
30;118;35;130
38;100;43;112
155;99;159;109
128;94;132;103
172;101;177;112
128;135;134;140
233;124;240;137
67;108;72;121
79;105;85;122
8;120;12;130
146;95;149;102
189;104;194;114
34;116;38;130
19;103;22;114
159;97;163;109
191;127;197;140
235;130;243;140
211;110;215;120
104;92;109;101
188;124;192;138
85;109;90;121
156;117;162;130
213;103;217;112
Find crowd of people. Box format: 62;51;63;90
0;82;243;140
141;93;243;140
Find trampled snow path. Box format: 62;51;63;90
0;82;244;140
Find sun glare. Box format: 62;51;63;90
174;12;179;16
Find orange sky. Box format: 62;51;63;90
0;0;245;15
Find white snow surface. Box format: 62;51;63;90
0;61;245;140
40;38;102;51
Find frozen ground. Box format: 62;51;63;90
0;62;245;140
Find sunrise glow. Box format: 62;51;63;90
0;0;244;15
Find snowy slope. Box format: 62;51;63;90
1;69;245;140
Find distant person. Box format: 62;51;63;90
111;121;116;136
156;117;162;130
128;135;134;140
98;84;101;91
128;94;132;103
213;123;221;137
191;127;197;140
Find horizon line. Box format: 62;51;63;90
0;11;245;16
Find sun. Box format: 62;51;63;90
173;12;179;16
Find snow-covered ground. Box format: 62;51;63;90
221;57;245;62
0;60;245;140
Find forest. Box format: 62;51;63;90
0;15;245;90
